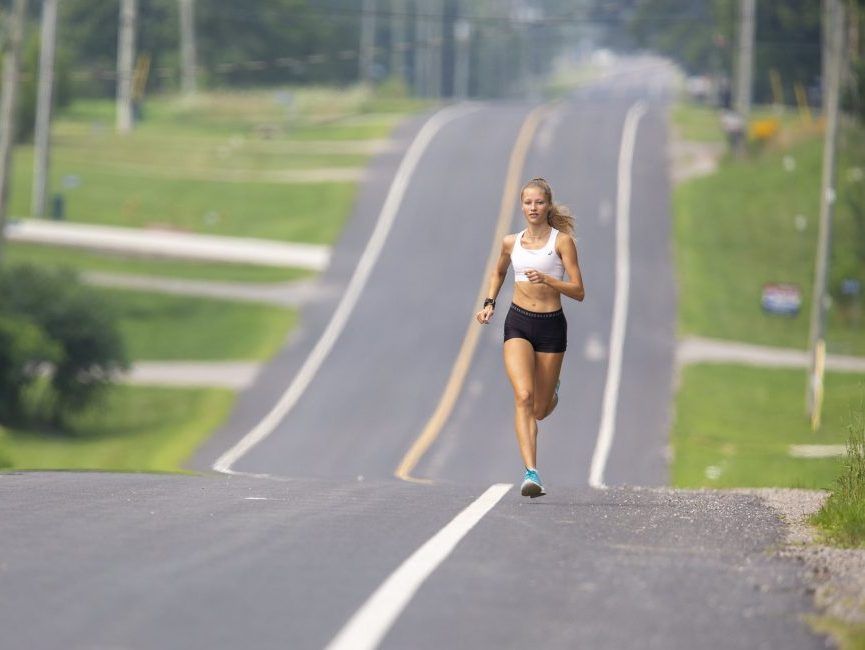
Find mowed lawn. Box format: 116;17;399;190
674;113;865;355
671;364;864;489
5;243;312;283
1;385;234;472
100;288;298;361
670;104;865;490
8;87;424;242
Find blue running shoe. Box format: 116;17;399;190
520;469;546;498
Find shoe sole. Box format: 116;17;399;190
520;479;546;498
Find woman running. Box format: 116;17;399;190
475;177;585;497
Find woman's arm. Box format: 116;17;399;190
476;235;514;324
524;234;585;301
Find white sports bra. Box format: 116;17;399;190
511;228;565;283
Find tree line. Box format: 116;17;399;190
622;0;864;115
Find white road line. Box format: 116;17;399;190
325;483;512;650
212;104;478;474
588;101;647;489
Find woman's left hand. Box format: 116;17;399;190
524;269;547;284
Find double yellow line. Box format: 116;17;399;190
395;104;551;483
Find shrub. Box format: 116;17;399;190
0;264;129;425
0;312;60;421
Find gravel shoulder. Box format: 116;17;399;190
742;489;865;631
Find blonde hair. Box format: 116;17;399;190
521;177;575;237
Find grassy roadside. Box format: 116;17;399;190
9;86;422;242
5;242;312;283
673;109;865;355
0;385;234;472
810;411;865;547
671;364;863;489
669;101;865;487
103;287;297;361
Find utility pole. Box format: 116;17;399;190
32;0;59;219
0;0;28;262
428;0;442;98
359;0;376;83
807;0;845;428
179;0;197;96
453;14;471;99
733;0;755;119
390;0;407;83
117;0;137;133
414;0;427;96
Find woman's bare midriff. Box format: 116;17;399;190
513;281;562;312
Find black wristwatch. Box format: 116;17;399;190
483;298;496;309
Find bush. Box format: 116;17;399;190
0;264;129;425
0;312;60;421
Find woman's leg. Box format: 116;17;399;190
533;352;565;421
503;338;538;469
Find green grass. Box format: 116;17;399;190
63;86;426;139
0;385;234;472
10;150;357;242
101;288;297;361
7;85;428;241
671;102;726;143
808;617;865;650
810;410;865;547
671;364;865;489
4;242;313;283
673;118;865;355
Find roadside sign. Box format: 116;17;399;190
761;283;802;316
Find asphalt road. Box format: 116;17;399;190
3;58;827;649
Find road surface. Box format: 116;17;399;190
3;58;826;649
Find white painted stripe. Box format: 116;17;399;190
212;104;478;474
325;483;512;650
589;101;647;489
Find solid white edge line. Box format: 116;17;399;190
325;483;512;650
212;103;478;474
588;101;647;490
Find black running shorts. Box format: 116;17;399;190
503;303;567;353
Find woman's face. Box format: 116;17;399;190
521;187;549;226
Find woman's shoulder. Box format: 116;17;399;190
502;232;518;253
554;229;576;248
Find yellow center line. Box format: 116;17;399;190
395;103;552;483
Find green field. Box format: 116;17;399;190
100;288;297;361
8;86;425;242
671;364;864;489
669;104;865;500
674;114;865;355
4;242;312;283
0;385;234;472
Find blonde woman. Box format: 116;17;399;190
475;178;585;497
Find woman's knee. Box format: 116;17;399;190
514;387;534;410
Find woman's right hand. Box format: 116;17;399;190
476;305;494;324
